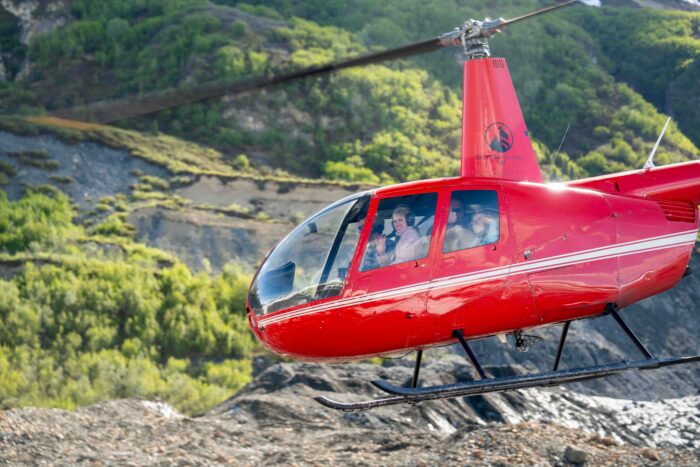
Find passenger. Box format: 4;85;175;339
471;210;499;246
376;205;422;266
444;198;478;252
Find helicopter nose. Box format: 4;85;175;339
246;306;283;350
247;307;261;334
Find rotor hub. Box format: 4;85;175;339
439;17;506;61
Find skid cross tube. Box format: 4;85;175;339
412;350;423;388
609;309;654;360
553;321;571;371
452;330;487;379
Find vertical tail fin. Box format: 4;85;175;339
461;58;543;182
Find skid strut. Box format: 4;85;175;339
553;321;570;371
608;307;654;360
453;329;487;379
412;350;422;388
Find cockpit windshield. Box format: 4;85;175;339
248;194;370;316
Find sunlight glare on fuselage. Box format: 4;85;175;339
547;182;567;192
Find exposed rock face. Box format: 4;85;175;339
0;0;71;79
1;0;38;45
128;206;292;272
1;0;71;46
131;176;362;272
0;131;169;209
176;175;362;224
0;131;365;273
0;358;697;465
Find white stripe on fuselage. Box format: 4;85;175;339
257;230;697;326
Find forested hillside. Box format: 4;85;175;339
1;0;700;182
1;0;700;415
0;187;255;414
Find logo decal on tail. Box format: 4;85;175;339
485;122;513;153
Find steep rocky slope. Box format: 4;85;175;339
0;128;365;272
0;130;169;208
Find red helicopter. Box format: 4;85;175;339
31;0;700;411
241;0;700;411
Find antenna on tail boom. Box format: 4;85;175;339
547;121;571;182
644;116;672;169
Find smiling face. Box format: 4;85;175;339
472;212;496;236
392;213;408;235
471;217;486;235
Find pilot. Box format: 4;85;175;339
444;198;478;252
376;204;422;266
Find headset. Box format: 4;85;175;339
394;204;415;226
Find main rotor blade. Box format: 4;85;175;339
501;0;577;28
48;0;583;124
470;0;579;39
51;37;444;124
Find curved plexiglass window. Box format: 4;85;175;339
249;195;369;316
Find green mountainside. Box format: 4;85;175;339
1;0;700;414
0;186;254;414
2;0;700;182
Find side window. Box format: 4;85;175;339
360;193;437;271
443;190;499;254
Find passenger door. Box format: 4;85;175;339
428;185;522;337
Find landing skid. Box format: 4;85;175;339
315;307;700;412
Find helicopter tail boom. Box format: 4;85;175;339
567;160;700;206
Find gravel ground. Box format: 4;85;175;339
1;357;698;466
0;399;697;466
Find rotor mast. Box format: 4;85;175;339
438;19;499;60
439;0;578;60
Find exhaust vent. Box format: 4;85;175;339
656;200;697;223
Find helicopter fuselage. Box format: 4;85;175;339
247;164;699;361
